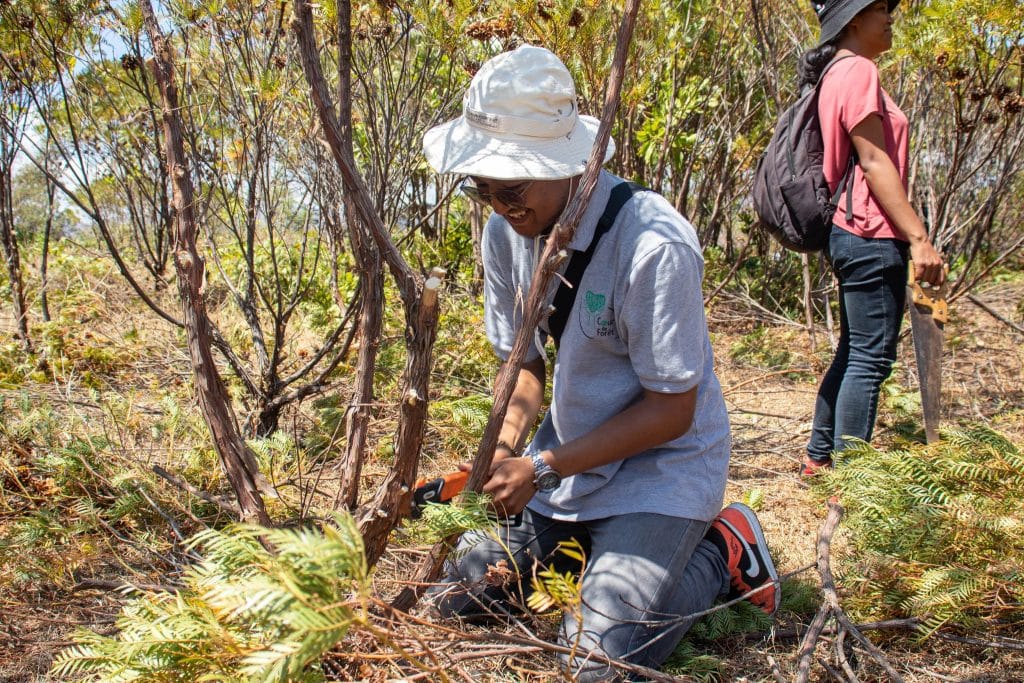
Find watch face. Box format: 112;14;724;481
536;470;561;492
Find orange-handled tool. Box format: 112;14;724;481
411;469;469;516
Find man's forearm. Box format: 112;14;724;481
497;357;545;454
542;387;697;477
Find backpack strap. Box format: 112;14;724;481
818;55;858;222
834;155;856;223
833;80;891;223
548;181;647;349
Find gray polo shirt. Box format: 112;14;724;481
482;170;730;523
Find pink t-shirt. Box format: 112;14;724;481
818;56;910;241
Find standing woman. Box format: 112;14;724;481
802;0;945;475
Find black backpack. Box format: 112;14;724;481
751;56;855;253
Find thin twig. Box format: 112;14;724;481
722;368;812;396
132;484;204;563
73;578;180;594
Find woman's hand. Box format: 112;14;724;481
851;115;945;286
909;238;945;286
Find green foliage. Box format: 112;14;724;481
51;512;371;681
527;539;586;614
877;367;930;441
1;401;115;585
740;488;765;512
811;425;1024;634
703;247;823;323
778;577;823;619
662;639;725;682
415;490;497;541
0;389;225;594
299;394;347;460
248;430;300;474
10;164;78;243
690;600;773;641
728;326;813;380
666;577;815;680
429;392;494;454
634;73;721;167
664;598;777;680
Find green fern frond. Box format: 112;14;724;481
418;491;496;540
53;511;370;679
691;600;771;640
741;488;765;511
814;424;1024;630
449;394;492;432
663;639;724;682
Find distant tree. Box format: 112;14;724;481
4;1;361;437
0;24;36;352
11;159;78;322
0;0;183;332
10;162;77;244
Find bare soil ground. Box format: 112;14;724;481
1;282;1023;681
701;282;1024;681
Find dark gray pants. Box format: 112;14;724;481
430;508;729;681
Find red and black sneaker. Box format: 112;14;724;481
800;456;833;478
707;503;780;615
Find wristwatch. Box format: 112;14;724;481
530;452;561;492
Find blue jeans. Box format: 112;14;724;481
808;226;909;462
430;508;729;681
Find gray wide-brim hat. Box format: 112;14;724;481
422;45;615;181
814;0;900;46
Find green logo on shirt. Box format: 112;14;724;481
581;290;617;340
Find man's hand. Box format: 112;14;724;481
482;456;536;517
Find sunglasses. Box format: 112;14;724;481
459;179;533;209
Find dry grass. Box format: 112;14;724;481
1;282;1023;681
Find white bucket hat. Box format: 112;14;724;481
422;45;615;180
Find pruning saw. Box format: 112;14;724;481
907;262;948;444
411;468;521;525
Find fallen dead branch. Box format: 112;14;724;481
152;464;240;517
761;617;921;641
795;499;905;683
932;630;1024;652
967;293;1024;335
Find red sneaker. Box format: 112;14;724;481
708;503;780;615
800;456;833;478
